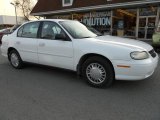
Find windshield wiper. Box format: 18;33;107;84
80;36;92;39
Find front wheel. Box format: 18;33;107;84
9;50;23;69
82;56;114;88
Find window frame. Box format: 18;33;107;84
62;0;73;7
17;21;40;39
39;21;71;41
17;26;24;37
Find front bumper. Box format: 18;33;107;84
112;54;159;80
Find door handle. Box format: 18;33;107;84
39;43;45;47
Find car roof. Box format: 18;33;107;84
23;19;77;25
41;19;73;22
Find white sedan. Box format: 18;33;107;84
1;19;159;87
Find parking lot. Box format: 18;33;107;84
0;49;160;120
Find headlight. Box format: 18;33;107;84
130;51;149;60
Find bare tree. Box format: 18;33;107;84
12;0;39;21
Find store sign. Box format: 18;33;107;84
81;11;111;26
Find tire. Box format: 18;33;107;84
82;56;114;88
8;50;23;69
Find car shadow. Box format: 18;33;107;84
24;63;83;82
23;63;156;91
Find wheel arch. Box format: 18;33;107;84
77;53;115;76
7;47;18;61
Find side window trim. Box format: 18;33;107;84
17;26;24;37
39;21;71;41
37;21;43;39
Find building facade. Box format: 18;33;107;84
31;0;160;40
0;15;24;29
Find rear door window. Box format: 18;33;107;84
19;22;40;38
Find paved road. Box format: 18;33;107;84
0;50;160;120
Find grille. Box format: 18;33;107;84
149;49;156;58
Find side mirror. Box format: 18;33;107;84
55;34;67;41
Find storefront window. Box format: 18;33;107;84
139;7;157;16
90;11;111;34
138;7;157;39
73;11;111;34
46;6;158;40
72;12;86;21
112;9;137;38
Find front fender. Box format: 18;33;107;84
73;39;135;71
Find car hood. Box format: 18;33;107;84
92;35;153;51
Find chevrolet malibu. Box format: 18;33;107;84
0;19;159;87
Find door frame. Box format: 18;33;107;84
136;7;160;40
138;16;156;40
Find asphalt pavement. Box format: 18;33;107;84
0;50;160;120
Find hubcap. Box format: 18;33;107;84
10;53;19;67
86;63;106;84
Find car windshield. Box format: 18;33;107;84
59;21;99;39
81;22;102;36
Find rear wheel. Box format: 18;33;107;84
9;50;23;69
82;56;114;88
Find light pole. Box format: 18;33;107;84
10;2;19;25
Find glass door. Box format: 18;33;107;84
138;17;146;39
138;17;156;40
147;17;156;39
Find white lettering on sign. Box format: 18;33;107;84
91;11;111;17
82;17;111;26
81;11;111;26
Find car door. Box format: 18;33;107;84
16;22;40;63
38;21;74;70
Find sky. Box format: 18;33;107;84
0;0;37;16
0;0;15;16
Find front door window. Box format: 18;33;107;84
41;21;66;40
